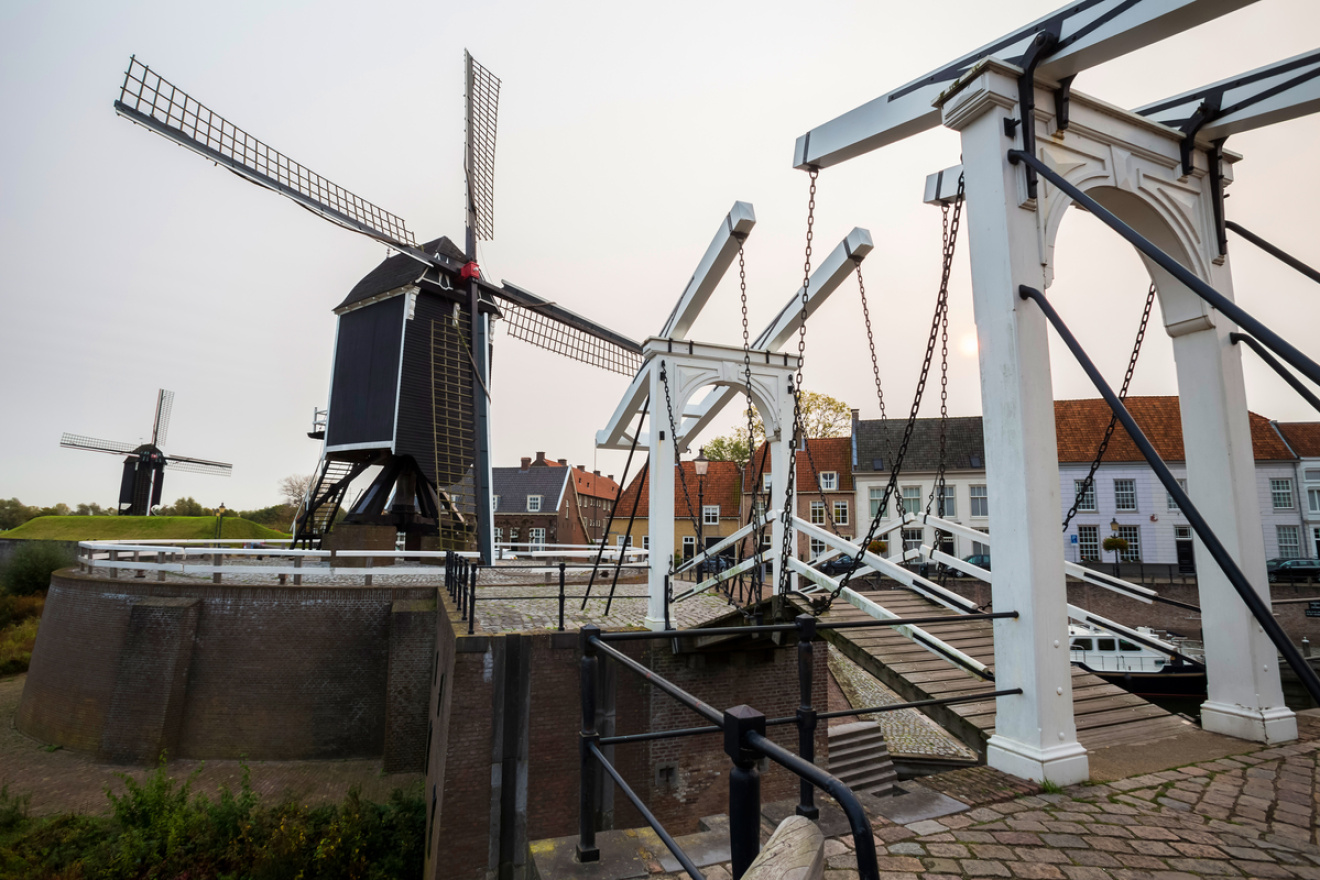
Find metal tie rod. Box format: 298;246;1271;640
589;743;705;880
1008;149;1320;389
589;636;723;724
1230;333;1320;416
1020;283;1320;704
1226;221;1320;286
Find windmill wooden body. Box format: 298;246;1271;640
61;389;232;515
113;54;640;557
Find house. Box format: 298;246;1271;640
492;452;619;550
849;397;1307;567
744;437;855;560
607;459;743;563
1272;422;1320;559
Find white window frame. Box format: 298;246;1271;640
529;527;546;550
819;471;839;491
1073;480;1096;512
493;527;503;544
869;486;885;518
1271;478;1295;510
1166;478;1187;512
934;485;956;518
642;535;650;551
1114;479;1137;512
527;494;542;513
809;501;826;525
901;486;922;515
972;528;990;557
493;495;500;511
833;500;849;526
1309;487;1320;514
763;473;773;492
702;504;720;525
969;485;988;518
1117;525;1141;562
682;535;696;558
902;528;924;552
1077;525;1098;561
809;537;828;558
616;534;633;547
1277;525;1300;559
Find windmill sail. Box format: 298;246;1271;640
60;434;140;455
465;51;500;244
165;454;233;477
152;388;174;447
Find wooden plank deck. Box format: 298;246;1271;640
803;588;1195;757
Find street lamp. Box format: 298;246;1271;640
216;502;227;540
694;448;709;566
1110;517;1120;576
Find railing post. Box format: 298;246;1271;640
577;625;602;864
212;548;222;584
293;556;302;586
364;556;373;587
468;565;477;635
109;549;118;579
559;562;567;632
663;575;672;631
794;614;819;820
724;705;766;880
459;561;467;619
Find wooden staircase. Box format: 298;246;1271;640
827;721;898;798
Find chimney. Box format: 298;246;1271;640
533;451;547;466
607;475;613;481
594;470;600;476
558;458;568;466
577;465;586;471
520;457;532;469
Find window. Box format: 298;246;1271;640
902;528;923;552
1071;638;1093;651
763;473;773;492
969;485;988;518
493;495;501;511
810;501;826;525
1167;478;1187;511
869;487;886;518
682;535;696;558
972;528;990;557
1306;468;1320;482
702;505;720;525
752;501;767;521
1077;525;1098;561
901;486;922;515
1097;638;1116;652
1278;525;1301;559
1175;526;1192;540
1119;640;1139;652
833;501;849;526
1310;487;1320;514
616;534;633;547
934;485;956;518
1117;525;1141;562
1114;479;1136;512
1271;478;1295;510
527;495;542;512
934;530;955;557
493;527;503;544
529;528;546;550
819;472;839;491
642;535;650;550
1073;481;1096;512
809;538;828;558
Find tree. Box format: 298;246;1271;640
280;474;316;509
157;496;206;517
0;499;38;530
74;502;113;516
701;390;852;467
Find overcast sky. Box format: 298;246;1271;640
2;0;1317;511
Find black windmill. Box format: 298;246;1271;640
113;54;640;558
61;389;233;515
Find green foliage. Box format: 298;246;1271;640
0;762;424;880
703;390;852;468
1040;778;1065;794
703;435;751;467
0;498;38;531
0;617;40;676
237;504;297;530
0;542;74;596
154;496;206;517
1101;536;1129;553
2;517;287;542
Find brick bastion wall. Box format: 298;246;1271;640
423;594;831;880
18;570;437;768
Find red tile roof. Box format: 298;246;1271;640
572;468;620;501
1276;422;1320;458
745;437;854;491
1054;396;1293;462
614;459;744;518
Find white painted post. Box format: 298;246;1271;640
1169;308;1296;742
648;360;677;630
939;63;1088;785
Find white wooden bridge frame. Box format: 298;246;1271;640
795;0;1318;782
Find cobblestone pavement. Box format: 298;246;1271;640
651;723;1320;879
0;674;420;816
828;645;978;761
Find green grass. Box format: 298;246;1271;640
2;517;288;542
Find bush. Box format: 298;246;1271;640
0;617;40;676
1;543;74;596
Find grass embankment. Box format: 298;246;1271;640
0;765;423;879
2;516;288;542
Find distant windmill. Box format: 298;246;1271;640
113;54;640;558
61;389;233;516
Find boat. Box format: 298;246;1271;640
1068;622;1207;697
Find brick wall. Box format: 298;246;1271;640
18;572;436;762
384;599;438;772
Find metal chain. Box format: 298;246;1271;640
826;174;965;605
738;243;765;606
778;169;818;597
856;261;890;464
801;432;843;536
660;361;703;561
1061;282;1157;531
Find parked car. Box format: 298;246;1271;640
818;554;857;576
697;555;734;577
960;553;991;573
1267;558;1320;583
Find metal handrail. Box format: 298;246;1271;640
1226;221;1320;286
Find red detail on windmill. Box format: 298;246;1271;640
461;261;481;281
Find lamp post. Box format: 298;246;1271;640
216;502;227;540
1110;517;1120;577
694;448;709;573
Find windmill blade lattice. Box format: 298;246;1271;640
60;434;140;456
152;389;174;447
165;456;233;477
498;283;643;376
465;51;501;242
115;57;416;250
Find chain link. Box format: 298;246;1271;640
1061;282;1157;531
738;243;764;608
856;260;890;463
778;169;818;597
660;361;703;563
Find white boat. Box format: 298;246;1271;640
1068;623;1206;697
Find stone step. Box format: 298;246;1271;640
826;720;897;798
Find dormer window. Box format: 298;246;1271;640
527;495;542;512
819;472;839;491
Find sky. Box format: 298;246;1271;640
1;0;1318;511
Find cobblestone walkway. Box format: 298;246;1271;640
654;720;1320;879
0;674;419;816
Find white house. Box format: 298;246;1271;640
1274;422;1320;560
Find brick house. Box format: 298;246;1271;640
1272;422;1320;559
607;459;743;564
744;437;855;560
492;452;618;550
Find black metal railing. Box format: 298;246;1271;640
444;552;478;634
1226;221;1320;287
576;611;1019;880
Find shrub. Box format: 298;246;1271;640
0;594;43;631
0;617;40;676
1;543;74;596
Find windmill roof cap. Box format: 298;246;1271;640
335;236;493;311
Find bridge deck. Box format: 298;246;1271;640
805;588;1195;758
